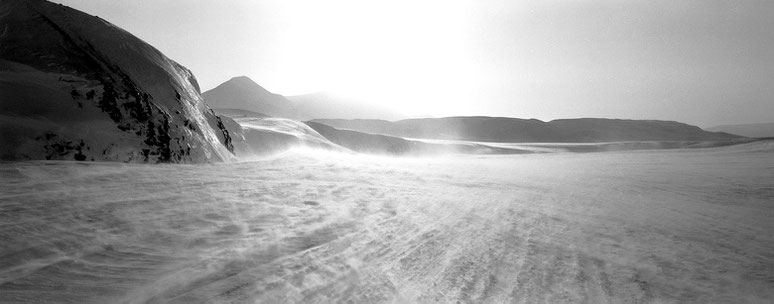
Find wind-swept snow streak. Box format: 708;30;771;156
1;144;773;303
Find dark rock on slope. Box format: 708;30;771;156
0;0;234;162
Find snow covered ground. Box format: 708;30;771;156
1;142;773;303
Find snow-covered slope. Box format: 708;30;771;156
0;0;235;162
305;121;531;155
217;114;345;157
218;113;531;157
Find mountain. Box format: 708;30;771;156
547;118;740;142
202;76;296;118
706;123;774;138
0;0;234;162
202;77;406;120
288;92;406;121
311;117;743;143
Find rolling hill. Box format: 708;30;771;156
311;117;742;143
706;122;774;138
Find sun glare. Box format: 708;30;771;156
265;0;478;116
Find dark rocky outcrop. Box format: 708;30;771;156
0;0;234;162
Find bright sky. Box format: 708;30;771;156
53;0;774;126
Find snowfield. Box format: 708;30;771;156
1;142;773;303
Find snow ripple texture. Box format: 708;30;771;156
1;144;773;303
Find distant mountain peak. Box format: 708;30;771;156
204;79;407;121
230;75;253;81
215;76;269;93
225;75;260;86
203;76;296;118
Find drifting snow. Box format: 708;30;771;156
216;115;534;157
305;121;533;156
218;115;345;157
1;142;773;303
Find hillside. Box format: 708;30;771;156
0;0;234;162
220;116;344;157
312;117;742;143
706;122;774;138
305;121;531;155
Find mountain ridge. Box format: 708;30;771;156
311;117;742;143
706;122;774;138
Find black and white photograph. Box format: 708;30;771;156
1;0;773;302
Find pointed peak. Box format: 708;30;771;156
215;76;270;93
227;75;257;84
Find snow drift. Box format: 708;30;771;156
0;0;234;163
305;121;531;156
216;112;531;158
2;142;773;302
217;113;345;157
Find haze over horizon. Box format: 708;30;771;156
51;0;774;127
3;1;774;302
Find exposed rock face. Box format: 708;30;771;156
0;0;235;162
